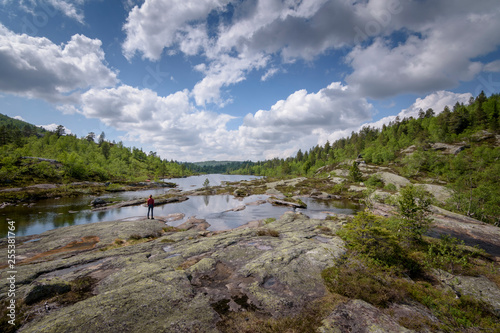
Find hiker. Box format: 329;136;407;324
147;195;154;219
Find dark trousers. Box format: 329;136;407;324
147;205;154;218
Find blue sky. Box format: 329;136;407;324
0;0;499;162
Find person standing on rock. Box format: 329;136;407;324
147;195;154;219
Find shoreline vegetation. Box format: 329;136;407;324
0;92;499;331
1;92;499;225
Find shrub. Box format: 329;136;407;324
348;161;363;182
365;174;384;188
425;235;475;275
322;255;406;307
397;184;432;242
263;218;276;224
256;229;280;237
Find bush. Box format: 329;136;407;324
337;212;420;273
256;229;280;237
397;184;432;242
322;255;406;307
425;235;476;275
348;161;363;182
364;174;384;188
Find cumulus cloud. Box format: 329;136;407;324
0;24;118;103
192;53;269;106
237;82;373;159
78;85;237;161
72;81;374;161
122;0;366;106
122;0;229;61
5;0;86;23
345;1;500;98
38;123;72;134
122;0;500;105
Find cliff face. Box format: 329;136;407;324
1;201;499;332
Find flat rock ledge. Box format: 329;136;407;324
1;212;346;333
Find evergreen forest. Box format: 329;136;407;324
0;114;192;185
233;92;500;225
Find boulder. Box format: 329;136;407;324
431;142;469;155
375;172;411;189
177;217;211;231
90;197;106;206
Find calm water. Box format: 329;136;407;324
0;175;360;237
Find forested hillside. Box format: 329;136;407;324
184;160;253;174
234;92;500;224
0;117;192;185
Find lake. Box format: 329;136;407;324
0;174;361;237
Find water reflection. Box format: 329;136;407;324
0;174;361;237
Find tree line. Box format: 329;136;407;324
0;117;192;185
232;92;500;224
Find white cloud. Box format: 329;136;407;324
13;115;26;121
192;52;269;106
38;123;72;134
237;82;373;159
0;24;118;103
73;82;373;161
6;0;85;23
47;0;85;23
122;0;229;61
345;2;500;98
397;90;472;119
261;68;279;81
78;85;237;161
122;0;500;105
484;60;500;73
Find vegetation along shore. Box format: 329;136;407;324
1;92;499;332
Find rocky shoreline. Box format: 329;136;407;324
1;173;499;332
1;201;499;332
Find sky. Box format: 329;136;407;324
0;0;499;162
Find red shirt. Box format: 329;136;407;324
147;198;154;206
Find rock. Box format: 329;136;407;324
310;191;332;199
348;185;366;192
267;197;307;209
375;171;411;189
90;197;106;206
471;130;495;142
163;213;185;222
318;299;414;333
1;212;347;332
26;184;58;190
177;217;211;231
431;142;469;155
429;205;500;261
369;190;392;203
328;176;345;184
331;169;349;177
437;270;500;316
401;145;418;155
265;188;283;196
4;204;499;332
233;188;248;197
92;196;188;211
416;183;453;204
225;205;246;212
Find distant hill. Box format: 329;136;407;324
0;114;192;186
184;160;255;174
0;113;46;144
